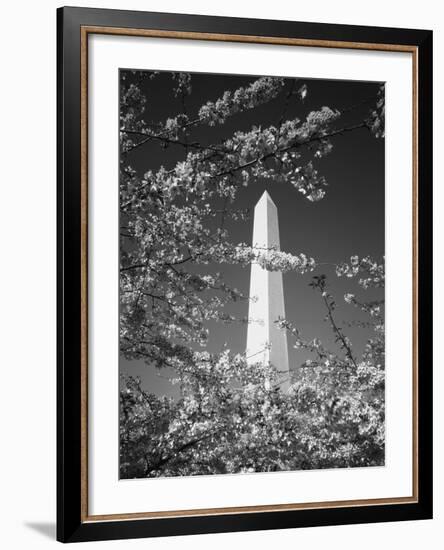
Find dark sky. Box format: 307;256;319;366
120;70;385;398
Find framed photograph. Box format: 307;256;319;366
57;6;433;543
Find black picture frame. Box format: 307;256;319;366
57;6;433;543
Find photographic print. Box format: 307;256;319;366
58;10;432;540
119;69;385;480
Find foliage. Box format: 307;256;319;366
119;71;385;478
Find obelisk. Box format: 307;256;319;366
246;191;290;392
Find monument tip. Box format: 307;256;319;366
257;190;276;207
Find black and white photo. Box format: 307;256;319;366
119;70;386;479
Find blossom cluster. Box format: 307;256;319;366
172;72;192;97
367;84;385;138
336;255;385;288
199;77;285;126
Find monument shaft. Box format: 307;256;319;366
246;191;290;391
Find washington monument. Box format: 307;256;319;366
246;191;290;392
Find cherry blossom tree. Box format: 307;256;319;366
119;71;385;478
